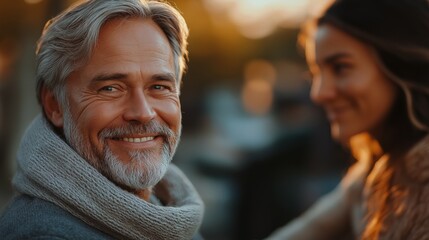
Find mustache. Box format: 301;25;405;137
98;120;175;139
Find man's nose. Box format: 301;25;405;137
123;91;156;123
310;75;337;104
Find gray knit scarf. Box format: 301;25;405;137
12;114;204;240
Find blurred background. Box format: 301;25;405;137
0;0;352;239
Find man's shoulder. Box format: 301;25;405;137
0;194;112;240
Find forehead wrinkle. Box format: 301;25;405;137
91;73;127;83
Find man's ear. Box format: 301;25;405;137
40;86;64;128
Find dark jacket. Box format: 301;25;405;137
0;194;205;240
0;194;113;240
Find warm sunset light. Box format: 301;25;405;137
24;0;43;4
242;59;277;115
242;78;273;115
202;0;331;38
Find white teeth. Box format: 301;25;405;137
122;137;154;143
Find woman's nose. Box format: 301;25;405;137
310;75;337;105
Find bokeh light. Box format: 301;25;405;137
242;59;277;115
202;0;331;38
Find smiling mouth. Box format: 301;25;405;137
113;136;155;143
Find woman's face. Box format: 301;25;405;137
307;24;398;143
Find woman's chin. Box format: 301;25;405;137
330;124;360;145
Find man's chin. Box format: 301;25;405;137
104;158;169;190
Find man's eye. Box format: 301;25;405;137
152;85;168;91
99;86;117;92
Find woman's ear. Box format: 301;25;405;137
40;86;64;128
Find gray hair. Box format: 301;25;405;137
36;0;189;106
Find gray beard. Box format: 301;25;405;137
102;141;170;189
62;108;180;190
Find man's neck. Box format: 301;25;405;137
135;189;152;201
114;181;153;201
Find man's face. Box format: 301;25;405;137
61;18;181;190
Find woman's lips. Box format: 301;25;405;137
326;106;350;121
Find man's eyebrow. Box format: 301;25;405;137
90;72;177;83
91;73;127;82
152;73;177;83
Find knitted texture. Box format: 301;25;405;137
13;115;204;240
